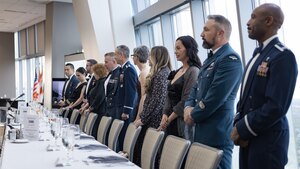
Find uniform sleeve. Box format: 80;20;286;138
236;51;298;139
123;67;138;115
191;56;243;123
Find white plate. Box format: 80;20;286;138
11;139;29;143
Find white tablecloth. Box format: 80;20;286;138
0;123;140;169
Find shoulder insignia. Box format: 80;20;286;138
274;43;287;52
229;56;238;60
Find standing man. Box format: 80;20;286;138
58;63;79;107
104;52;121;119
184;15;243;169
231;3;298;169
114;45;138;151
85;59;98;99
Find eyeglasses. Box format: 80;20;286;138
131;54;138;58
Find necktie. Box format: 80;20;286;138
208;50;213;57
252;44;263;57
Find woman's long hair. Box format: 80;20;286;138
176;35;202;68
145;46;172;94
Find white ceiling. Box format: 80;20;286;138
0;0;71;33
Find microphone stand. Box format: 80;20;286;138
8;93;25;120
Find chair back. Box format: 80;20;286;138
84;112;98;135
159;135;191;169
141;128;164;169
184;142;223;169
97;116;112;144
79;113;88;131
108;119;124;151
123;123;142;161
70;109;80;124
0;125;6;156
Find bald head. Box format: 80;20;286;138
257;3;284;29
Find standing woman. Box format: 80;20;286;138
133;46;171;167
66;67;87;109
66;67;87;122
132;45;150;122
83;63;108;139
159;35;201;141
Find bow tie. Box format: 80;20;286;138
252;44;263;57
208;50;213;57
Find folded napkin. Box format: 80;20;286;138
88;155;129;163
80;134;95;140
78;144;108;150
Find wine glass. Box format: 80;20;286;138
61;126;75;166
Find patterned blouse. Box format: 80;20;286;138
140;66;170;128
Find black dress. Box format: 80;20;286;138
88;77;106;139
67;82;87;109
165;75;184;136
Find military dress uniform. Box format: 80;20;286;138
105;66;122;119
234;37;298;169
185;43;243;169
117;61;138;151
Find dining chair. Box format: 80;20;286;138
184;142;223;169
79;112;88;132
97;116;112;144
121;123;142;161
159;135;191;169
108;119;124;151
69;109;80;124
141;128;165;169
84;112;98;135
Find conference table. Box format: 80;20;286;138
0;119;140;169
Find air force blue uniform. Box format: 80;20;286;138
234;37;298;169
185;43;243;169
118;61;138;120
105;61;138;151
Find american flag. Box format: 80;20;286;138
32;65;44;102
32;67;39;101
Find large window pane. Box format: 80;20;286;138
172;7;194;38
204;0;242;56
148;20;163;47
135;0;159;13
145;0;158;7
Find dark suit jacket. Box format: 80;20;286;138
185;43;243;147
85;75;96;99
106;66;121;114
62;75;79;102
235;37;298;139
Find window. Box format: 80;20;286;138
148;20;163;47
172;6;194;38
204;0;242;56
135;28;142;46
145;0;159;7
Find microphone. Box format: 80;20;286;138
8;93;25;111
14;93;25;101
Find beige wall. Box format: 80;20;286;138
0;32;15;98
